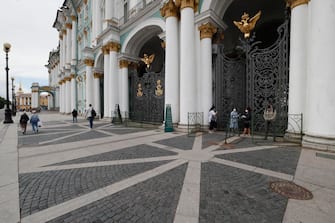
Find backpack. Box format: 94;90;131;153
91;109;96;117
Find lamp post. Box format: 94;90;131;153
11;77;16;116
3;43;13;123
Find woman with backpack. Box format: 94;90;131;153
85;104;96;129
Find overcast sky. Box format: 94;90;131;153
0;0;64;99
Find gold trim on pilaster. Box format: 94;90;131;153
93;72;103;79
286;0;309;9
84;58;94;66
119;60;130;69
62;29;67;35
65;23;72;29
70;74;76;79
199;22;217;40
102;45;110;55
58;81;63;85
84;0;88;4
71;15;77;21
160;0;179;18
179;0;199;12
59;34;63;40
109;42;121;52
64;77;71;82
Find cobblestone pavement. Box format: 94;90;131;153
18;116;306;223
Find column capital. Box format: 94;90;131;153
119;60;130;68
62;29;67;35
199;22;217;40
286;0;309;9
84;58;95;66
109;41;121;52
102;45;110;55
179;0;199;13
160;0;179;18
65;23;72;29
64;77;72;82
70;74;76;79
93;72;103;79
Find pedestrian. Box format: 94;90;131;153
241;107;251;136
72;109;78;123
30;110;40;134
263;104;276;140
229;108;239;134
208;105;217;133
19;109;29;134
85;104;94;129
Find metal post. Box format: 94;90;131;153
3;43;13;123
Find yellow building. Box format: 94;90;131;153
15;84;49;111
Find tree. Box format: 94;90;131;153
0;96;8;109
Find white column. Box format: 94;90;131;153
66;78;71;113
287;1;308;133
59;35;64;69
71;16;77;65
66;23;72;67
199;23;217;126
84;59;94;108
119;60;129;116
55;86;60;108
70;75;76;111
303;0;335;150
102;45;110;117
109;42;120;115
59;83;63;113
93;73;101;117
161;0;180;124
62;30;67;70
179;2;197;125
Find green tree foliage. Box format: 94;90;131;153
0;96;8;109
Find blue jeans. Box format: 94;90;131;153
88;117;93;128
31;122;38;133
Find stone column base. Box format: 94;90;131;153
302;134;335;152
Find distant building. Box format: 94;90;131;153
15;83;49;112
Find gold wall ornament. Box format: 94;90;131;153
136;83;143;97
84;58;94;66
233;11;261;39
160;0;179;18
155;80;163;96
199;22;217;40
286;0;309;9
141;54;155;69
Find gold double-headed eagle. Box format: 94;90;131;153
233;11;261;39
141;53;155;68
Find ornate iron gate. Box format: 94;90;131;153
247;20;290;134
213;45;246;130
214;19;290;135
130;71;165;123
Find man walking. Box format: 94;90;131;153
85;104;95;129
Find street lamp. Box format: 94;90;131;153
11;77;16;116
3;43;13;123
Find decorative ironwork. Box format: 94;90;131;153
246;20;290;135
187;112;204;136
130;70;165;123
213;44;246;130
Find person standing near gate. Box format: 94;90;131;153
241;107;251;136
230;108;239;135
263;104;276;140
208;105;218;133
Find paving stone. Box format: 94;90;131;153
47;144;177;166
154;135;194;150
19;161;170;217
47;164;187;223
200;162;287;223
216;146;301;175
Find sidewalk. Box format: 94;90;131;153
0;111;335;223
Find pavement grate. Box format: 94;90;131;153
270;181;313;200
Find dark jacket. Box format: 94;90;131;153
20;113;29;124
